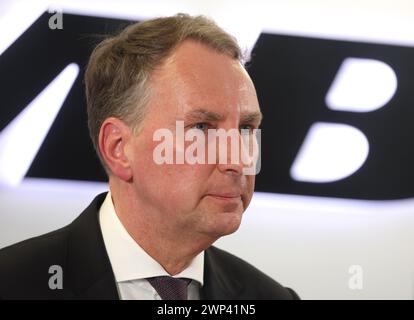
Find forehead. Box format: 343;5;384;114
149;40;260;119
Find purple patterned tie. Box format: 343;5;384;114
147;276;191;300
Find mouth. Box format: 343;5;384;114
205;193;242;202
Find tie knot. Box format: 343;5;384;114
147;276;191;300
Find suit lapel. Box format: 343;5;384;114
201;247;243;299
65;192;119;299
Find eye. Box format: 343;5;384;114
239;124;255;134
191;122;210;131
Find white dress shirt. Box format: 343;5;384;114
99;191;204;300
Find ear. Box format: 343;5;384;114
98;117;133;181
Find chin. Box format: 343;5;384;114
211;211;243;237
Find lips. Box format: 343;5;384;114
205;193;242;203
207;193;241;199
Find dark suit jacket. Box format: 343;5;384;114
0;193;299;300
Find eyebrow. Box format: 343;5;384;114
184;109;223;122
241;112;263;126
184;109;263;125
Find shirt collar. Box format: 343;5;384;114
99;191;204;285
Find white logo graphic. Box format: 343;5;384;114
0;63;79;187
290;122;369;183
291;57;397;183
326;58;397;112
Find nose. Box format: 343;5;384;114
212;129;254;176
217;160;244;176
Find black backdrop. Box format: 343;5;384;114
1;12;414;200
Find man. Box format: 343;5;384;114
0;14;299;300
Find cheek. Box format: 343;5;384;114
166;163;212;198
243;176;255;208
136;140;212;201
150;165;211;217
129;137;173;199
247;175;255;189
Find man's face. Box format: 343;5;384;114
127;40;261;241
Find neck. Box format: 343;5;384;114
109;180;216;275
